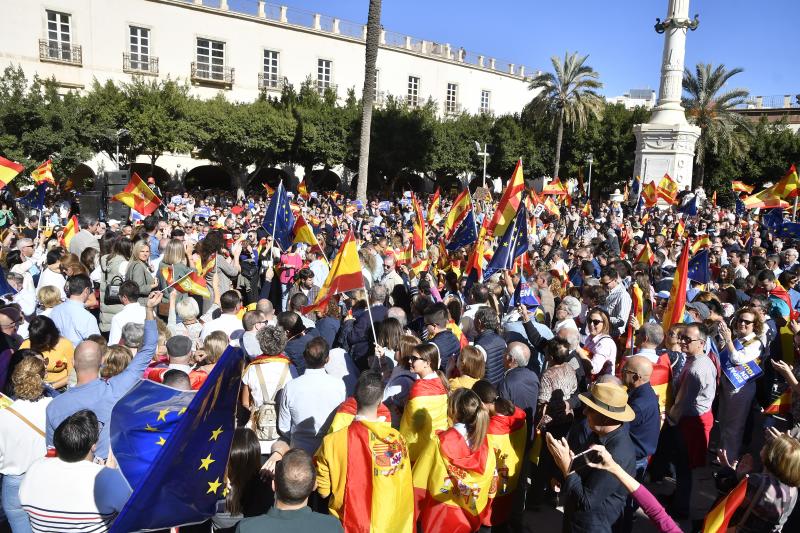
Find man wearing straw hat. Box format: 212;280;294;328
546;381;637;532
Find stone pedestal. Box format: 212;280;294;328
633;122;700;191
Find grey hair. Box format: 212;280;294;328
121;323;145;349
559;328;581;351
641;322;665;346
176;298;199;321
559;296;582;318
370;284;387;305
507;342;531;368
387;306;407;327
258;325;288;356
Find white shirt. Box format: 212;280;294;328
200;313;244;346
108;303;146;345
37;267;66;299
309;259;330;287
278;367;345;454
0;397;51;475
323;348;359;396
19;458;130;533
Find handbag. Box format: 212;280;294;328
102;257;123;306
250;362;289;441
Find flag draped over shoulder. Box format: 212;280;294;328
702;476;748;533
31;159;56;186
328;397;392;435
108;346;242;532
303;230;363;315
662;240;690;334
111;173;162;216
486;159;524;237
413;429;497;533
261;182;296;249
0;156;23;189
61;215;79;249
482;409;526;526
484;206;528;280
399;379;448;462
315;419;414;533
443;189;473;242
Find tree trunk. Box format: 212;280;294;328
356;0;382;203
553;108;565;180
693;157;705;190
232;168;247;200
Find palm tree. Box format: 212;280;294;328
682;63;751;189
527;52;604;181
355;0;382;202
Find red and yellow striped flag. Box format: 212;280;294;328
542;178;568;196
292;215;320;249
674;219;686;239
427;188;441;226
411;193;426;252
303;230;364;315
642;181;659;208
662;240;690;334
657;174;678;205
763;390;791;415
625;283;645;348
702;477;748;533
195;253;216;277
711;190;717;208
164;267;212;299
635;241;656;266
60;215;79;249
482;408;527;527
399;379;448;462
316;419;414;533
581;201;592;217
732;181;754;194
691;234;712;254
769;164;800;200
297;179;310;200
112;173;162;216
487;159;524;237
543;196;560;217
651;352;674;422
0;156;24;189
31;159;56;186
742;189;790;210
394;242;413;265
236;302;257;320
446;319;468;348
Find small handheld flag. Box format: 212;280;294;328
61;215;79;249
261;182;296;250
702;476;748;533
0;156;24;189
303;230;364;315
31;159;56;186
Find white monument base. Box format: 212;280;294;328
632;122;700;192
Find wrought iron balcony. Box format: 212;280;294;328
39;39;82;66
312;79;338;94
123;53;159;75
258;73;285;92
190;62;234;87
445;102;463;115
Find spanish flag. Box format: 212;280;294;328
427;187;441;226
195;253;216;277
650;352;674;422
542;178;568;196
711;190;717;208
411;258;430;277
399;378;448;462
236;302;257;320
581;201;592;217
625;283;645;349
297;179;310;200
642;181;659;208
31;159;56;186
303;230;364;315
112;173;162;216
0;156;24;189
543;196;560;217
292;215;320;249
446;319;468;348
394;242;413;265
674;219;686;239
640;211;650;226
61;215;79;249
662;240;690;334
657;174;679;205
412;193;426;252
702;476;748;533
262;182;275;196
691;234;712;254
763;390;791;415
316;419;414;533
166;268;212;299
768;164;799;200
413;428;497;533
732;181;754;194
442;189;473;242
464;226;487;284
482;408;527;526
742;189;790;210
635;241;655;266
486;159;524;237
328;397;392;435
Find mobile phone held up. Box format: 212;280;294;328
569;449;602;474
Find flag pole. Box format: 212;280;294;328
793;196;798;222
355;240;380;351
269;183;282;265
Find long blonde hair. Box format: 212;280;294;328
447;388;489;452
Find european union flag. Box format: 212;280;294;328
17;184;46;211
446;210;478;251
763;208;785;230
327;197;343;216
507;278;541;312
109;346;243;532
687;249;710;284
262;182;296;250
735;198;746;216
630;175;641;203
484;206;528;280
775;222;800;240
678;195;698;216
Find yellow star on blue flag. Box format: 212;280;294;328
484;206;528;280
261;181;296;249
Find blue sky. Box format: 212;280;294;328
233;0;796;99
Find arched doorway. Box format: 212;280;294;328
247;167;297;193
129;163;170;186
64;163;97;191
308;169;341;192
184;165;234;191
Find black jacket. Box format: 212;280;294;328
430;329;461;373
475;330;507;386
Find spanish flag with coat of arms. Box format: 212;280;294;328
315;419;414;533
482;407;527;527
112;172;162;216
399;378;449;462
413;428;498;533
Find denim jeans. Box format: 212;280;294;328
2;473;32;533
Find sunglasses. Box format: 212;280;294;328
737;318;755;325
679;336;701;344
407;355;422;364
588;319;604;326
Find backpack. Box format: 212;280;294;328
102;257;124;306
250;362;290;442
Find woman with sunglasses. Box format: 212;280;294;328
717;308;764;464
576;308;617;378
399;343;449;462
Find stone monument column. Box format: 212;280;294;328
633;0;701;193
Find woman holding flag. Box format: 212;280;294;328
412;388;496;533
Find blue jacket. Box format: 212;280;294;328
346;305;388;362
285;328;320;375
475;330;507;386
498;366;540;431
431;329;461;373
626;383;661;460
315;317;340;350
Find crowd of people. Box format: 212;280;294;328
0;180;799;533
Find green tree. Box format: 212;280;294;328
124;77;192;180
526;52;604;180
188;96;295;197
356;0;382;202
683;63;751;188
82;79;133;168
486;115;546;181
429;113;492;179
